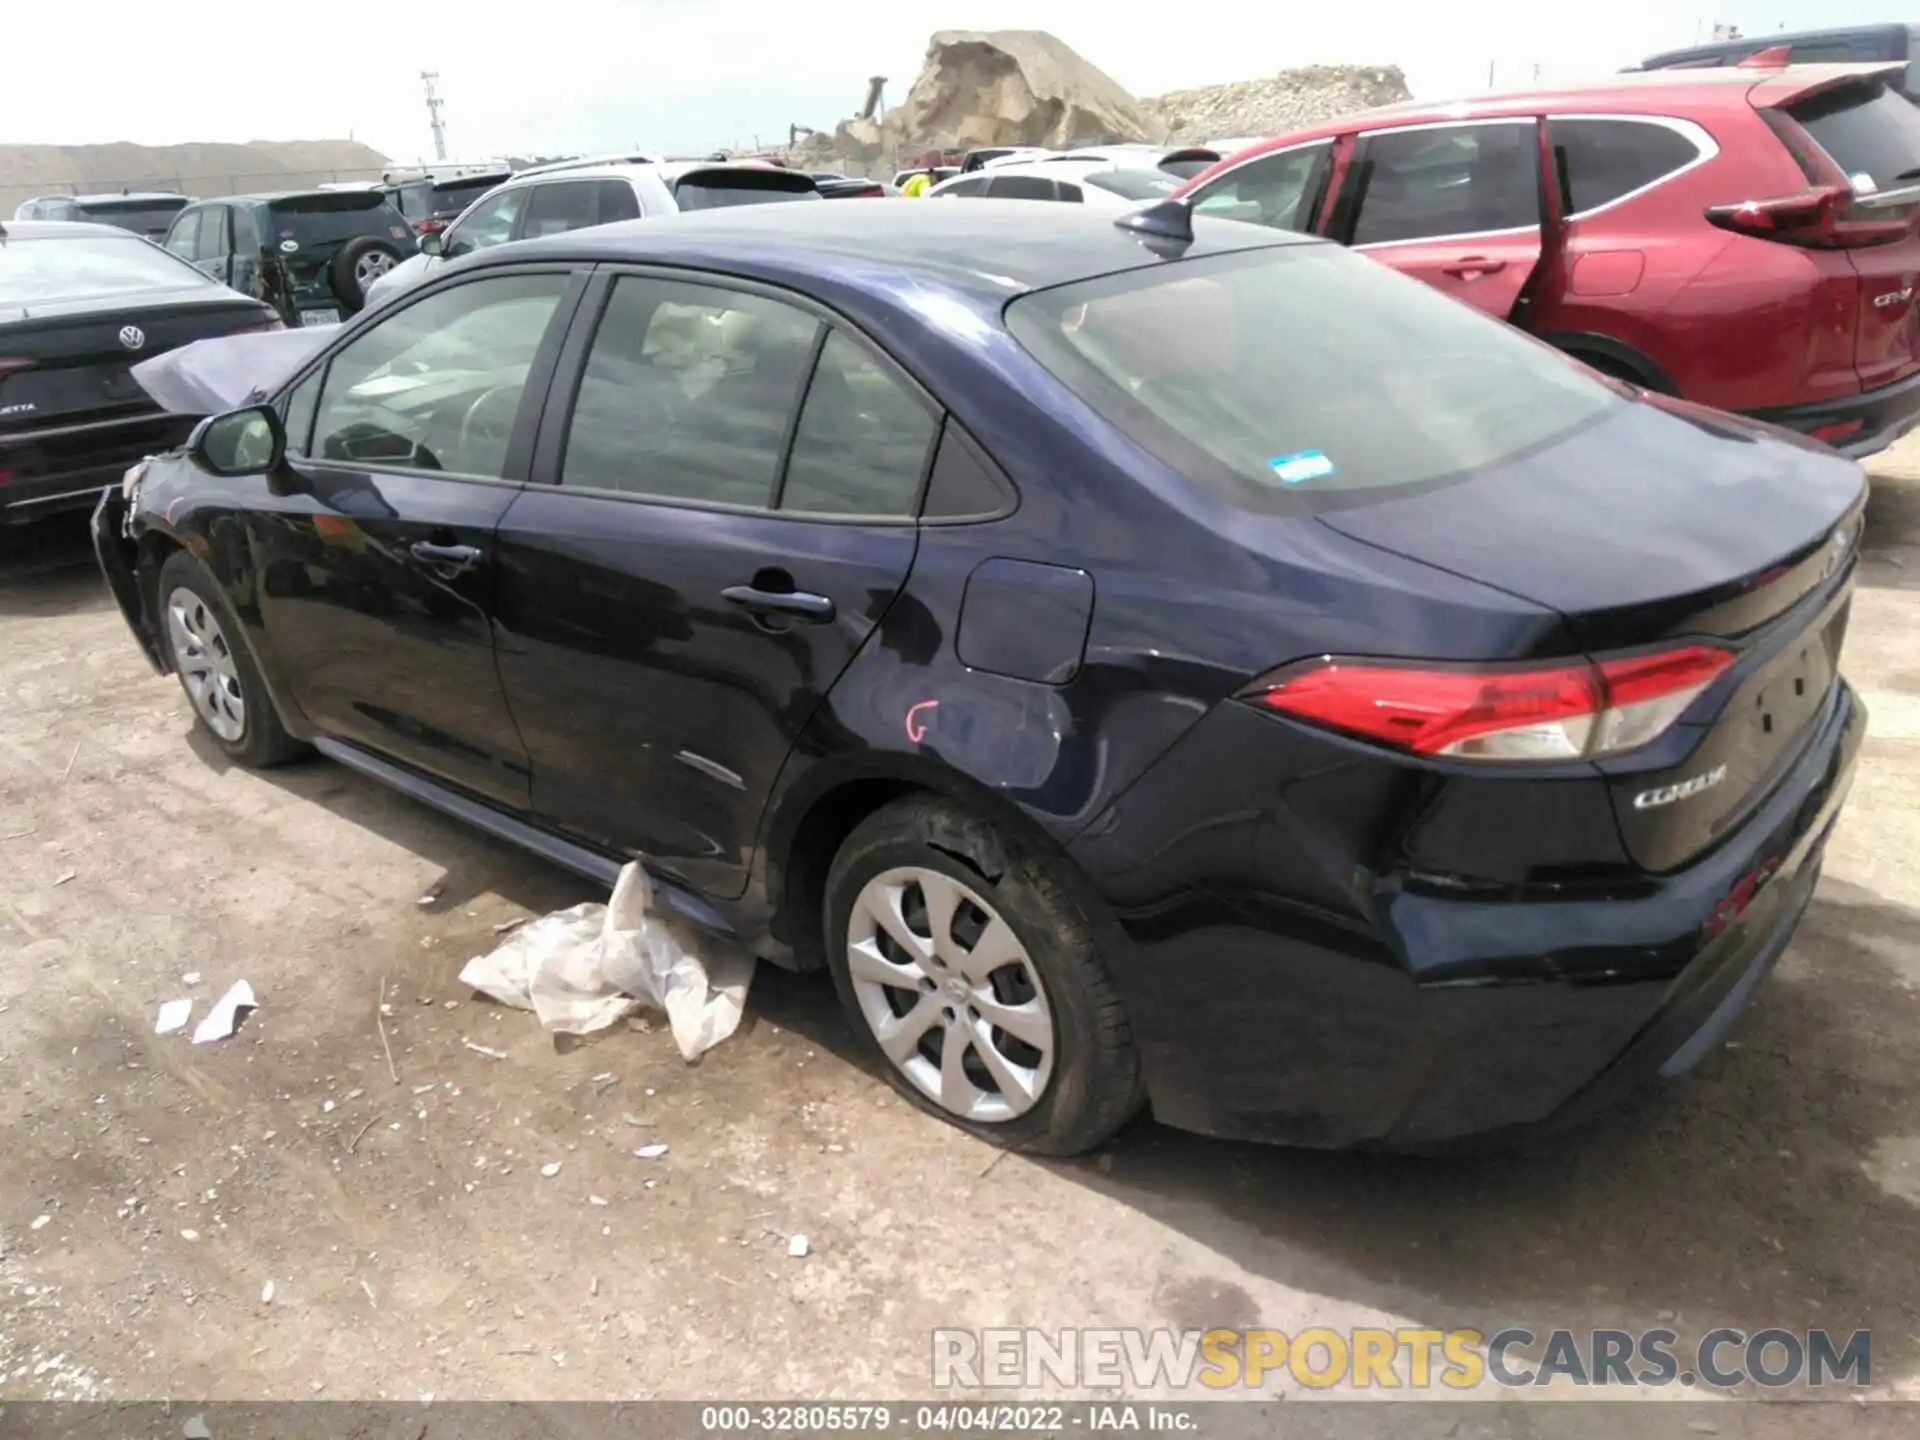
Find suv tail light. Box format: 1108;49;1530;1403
415;217;448;235
1706;184;1913;249
1242;645;1735;762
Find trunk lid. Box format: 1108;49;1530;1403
1317;393;1865;871
1;294;276;430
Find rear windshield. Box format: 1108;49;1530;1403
431;177;506;212
1157;154;1219;180
1086;169;1182;200
73;199;187;234
0;234;213;305
1787;78;1920;192
1006;245;1617;502
671;170;821;210
266;192;410;248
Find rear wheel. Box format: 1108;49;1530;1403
331;237;403;311
157;550;306;769
822;796;1141;1155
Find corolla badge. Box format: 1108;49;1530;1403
1634;764;1729;810
118;325;145;351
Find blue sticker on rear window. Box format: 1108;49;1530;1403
1268;449;1337;485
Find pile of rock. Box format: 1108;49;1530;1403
1145;65;1412;144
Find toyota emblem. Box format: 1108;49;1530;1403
118;325;146;351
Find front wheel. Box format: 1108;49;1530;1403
822;796;1141;1155
157;550;307;769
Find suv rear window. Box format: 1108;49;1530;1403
1786;78;1920;192
1;234;214;304
430;177;506;214
1006;245;1616;503
72;199;187;235
671;169;820;210
266;192;409;247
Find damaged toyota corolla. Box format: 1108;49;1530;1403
94;200;1866;1155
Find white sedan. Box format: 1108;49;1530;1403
925;160;1180;209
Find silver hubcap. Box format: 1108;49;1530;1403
356;251;396;284
846;866;1055;1122
165;587;246;742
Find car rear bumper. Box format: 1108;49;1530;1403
1074;679;1864;1149
1747;366;1920;459
1;410;196;522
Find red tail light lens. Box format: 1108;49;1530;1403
415;218;447;235
1245;645;1734;763
1706;185;1911;249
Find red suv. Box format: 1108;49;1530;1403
1173;61;1920;457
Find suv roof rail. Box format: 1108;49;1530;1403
514;151;664;178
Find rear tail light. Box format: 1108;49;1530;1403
415;218;447;235
0;357;32;376
1808;418;1866;444
1705;184;1912;249
1243;645;1735;763
229;319;286;334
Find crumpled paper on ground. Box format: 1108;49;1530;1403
458;863;753;1059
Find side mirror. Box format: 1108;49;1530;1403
419;232;444;257
189;404;285;478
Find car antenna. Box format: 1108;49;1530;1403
1114;197;1195;251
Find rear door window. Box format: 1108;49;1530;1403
597;181;642;222
779;331;938;516
164;210;202;259
1348;122;1540;245
934;176;989;197
1189;142;1333;231
1550;119;1705;215
986;174;1060;200
560;276;819;505
1005;244;1615;504
520;181;602;239
192;207;230;262
1786;78;1920;194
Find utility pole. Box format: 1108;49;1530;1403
422;71;449;162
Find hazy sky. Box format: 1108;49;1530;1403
6;1;1904;162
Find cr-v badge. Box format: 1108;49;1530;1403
1634;763;1729;810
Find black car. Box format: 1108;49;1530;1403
94;201;1864;1156
163;190;417;328
811;172;889;199
1633;23;1920;92
13;191;192;242
380;171;514;236
1;220;278;525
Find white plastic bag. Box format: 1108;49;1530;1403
458;863;754;1059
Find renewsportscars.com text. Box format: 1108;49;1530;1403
932;1326;1871;1391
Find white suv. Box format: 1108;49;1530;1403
363;155;820;308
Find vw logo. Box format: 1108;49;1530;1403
118;325;146;351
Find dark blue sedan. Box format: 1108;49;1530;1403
94;199;1866;1154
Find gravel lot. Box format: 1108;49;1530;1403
3;441;1920;1421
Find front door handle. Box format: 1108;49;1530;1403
1439;256;1508;279
721;585;836;623
409;540;483;574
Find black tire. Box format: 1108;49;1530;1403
822;795;1141;1156
156;549;307;769
330;236;403;312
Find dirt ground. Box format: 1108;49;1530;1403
4;440;1920;1421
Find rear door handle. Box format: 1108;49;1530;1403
721;585;836;623
1439;256;1507;278
408;540;483;574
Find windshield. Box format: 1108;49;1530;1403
1006;244;1618;502
267;193;410;249
72;200;187;236
1086;169;1182;200
672;170;821;210
0;233;213;305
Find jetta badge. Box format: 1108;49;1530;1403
1634;764;1729;810
118;325;146;351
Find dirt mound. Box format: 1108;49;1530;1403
0;139;390;215
810;30;1162;171
1146;65;1411;145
